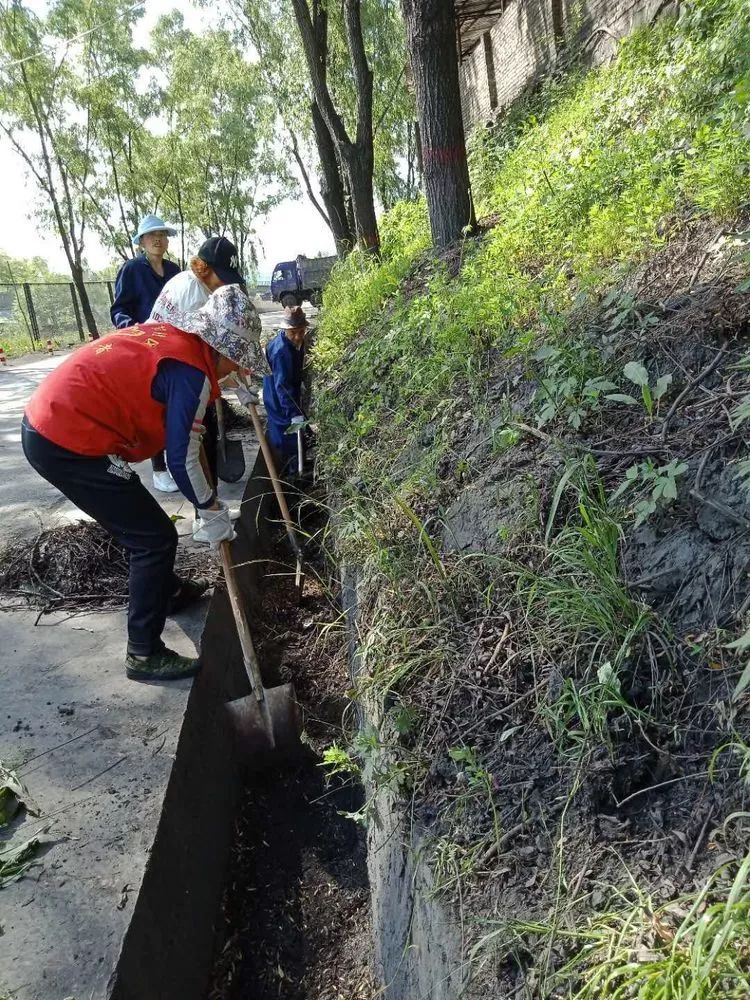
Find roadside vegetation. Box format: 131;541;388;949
315;0;750;993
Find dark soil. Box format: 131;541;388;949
221;399;254;433
207;530;376;1000
336;210;750;995
0;521;219;612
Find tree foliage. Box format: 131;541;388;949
228;0;417;252
0;0;295;297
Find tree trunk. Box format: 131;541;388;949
340;146;378;253
311;101;353;256
401;0;476;247
70;262;99;338
291;0;379;254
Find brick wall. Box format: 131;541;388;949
459;0;671;134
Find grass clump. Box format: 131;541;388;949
471;853;750;998
564;852;750;997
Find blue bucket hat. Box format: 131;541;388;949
132;214;177;244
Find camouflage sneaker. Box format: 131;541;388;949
166;577;212;616
126;647;200;682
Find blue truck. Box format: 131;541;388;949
270;254;337;308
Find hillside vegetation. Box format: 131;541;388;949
315;0;750;994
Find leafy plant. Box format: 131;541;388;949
471;853;750;998
561;853;750;997
607;361;673;417
724;625;750;700
0;763;38;827
0;830;47;887
447;745;502;854
611;458;689;526
522;471;653;672
321;742;361;778
535;344;617;429
541;662;646;759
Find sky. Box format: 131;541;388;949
0;0;334;279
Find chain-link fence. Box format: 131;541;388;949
0;281;114;356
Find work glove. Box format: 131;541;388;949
285;415;307;435
235;383;259;407
198;500;237;550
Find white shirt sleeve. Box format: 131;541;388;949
148;271;211;324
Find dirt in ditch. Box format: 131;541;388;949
207;534;376;1000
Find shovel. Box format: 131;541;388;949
221;540;300;759
216;398;245;483
238;382;305;596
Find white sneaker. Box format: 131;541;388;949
154;470;179;493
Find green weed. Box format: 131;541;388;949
470;853;750;998
520;472;653;673
541;663;646;760
611;458;690;526
561;853;750;997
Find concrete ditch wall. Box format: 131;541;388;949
109;458;272;1000
342;568;467;999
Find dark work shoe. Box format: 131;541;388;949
126;648;200;682
166;577;212;616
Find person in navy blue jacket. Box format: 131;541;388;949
111;215;181;491
263;307;309;474
111;215;181;327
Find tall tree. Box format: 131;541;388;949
50;0;153;262
400;0;475;246
150;15;292;276
228;0;353;256
291;0;380;252
0;1;109;335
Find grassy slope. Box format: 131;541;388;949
315;1;750;994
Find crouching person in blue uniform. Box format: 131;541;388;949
262;307;310;475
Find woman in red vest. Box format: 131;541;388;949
22;285;263;682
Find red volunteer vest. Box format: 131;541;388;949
25;323;221;462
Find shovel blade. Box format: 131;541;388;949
226;683;301;766
217;438;246;483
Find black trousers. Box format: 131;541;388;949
22;419;179;656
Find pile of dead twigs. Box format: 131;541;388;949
0;521;219;613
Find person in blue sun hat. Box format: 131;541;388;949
110;215;183;492
110;215;181;329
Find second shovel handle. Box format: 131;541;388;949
220;540;265;701
246;402;300;557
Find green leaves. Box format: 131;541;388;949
0;764;39;828
611;458;689;526
725;626;750;699
618;360;673;416
623;360;649;387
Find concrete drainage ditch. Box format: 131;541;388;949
108;457;379;1000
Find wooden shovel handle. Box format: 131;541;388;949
199;442;264;699
220;541;265;701
246;402;301;558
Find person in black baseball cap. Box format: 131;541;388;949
147;236;246;529
197;236;245;287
